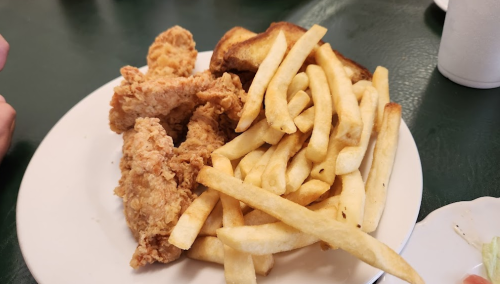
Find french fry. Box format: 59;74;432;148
335;86;378;175
352;80;373;101
245;179;330;225
261;131;309;195
337;170;366;229
373;66;390;133
251;254;275;277
187;236;225;265
223;246;257;284
212;154;256;284
213;119;268;160
220;207;335;255
236;31;287;132
363;103;401;233
197;167;424;284
265;24;327;134
316;43;363;146
310;124;344;185
294;106;315;133
244;209;278;226
283;179;330;206
305;64;332;163
264;90;311;144
237;147;267;180
285;148;313;194
168;188;220;249
240;196;341;251
243;145;276;187
199;201;223;236
286;72;309;101
234;164;243;180
187;236;274;276
344;66;354;80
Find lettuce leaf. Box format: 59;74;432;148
482;236;500;284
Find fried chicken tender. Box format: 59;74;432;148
109;68;214;134
169;103;228;193
115;118;195;268
197;72;246;122
146;26;197;78
115;101;241;268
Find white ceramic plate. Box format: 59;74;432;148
378;197;500;284
434;0;448;11
17;51;423;284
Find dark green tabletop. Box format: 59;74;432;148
1;0;499;283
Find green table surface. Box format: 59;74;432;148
1;0;499;283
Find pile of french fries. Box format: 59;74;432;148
168;24;424;284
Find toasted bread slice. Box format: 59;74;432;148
210;27;257;74
214;22;371;83
223;22;317;74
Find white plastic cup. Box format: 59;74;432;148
437;0;500;89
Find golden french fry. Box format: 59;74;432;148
187;236;274;276
294;106;315;133
310;124;344;185
245;179;330;225
286;72;309;101
265;24;327;134
373;66;390;133
220;210;330;255
305;64;332;163
212;154;243;228
316;43;363;146
283;179;330;206
251;254;275;277
337;170;366;229
236;31;287;132
187;236;225;265
244;145;277;187
213;119;268;160
352;80;373;101
344;66;354;80
196;167;424;284
212;154;256;284
335;86;378;175
261;131;309;195
234;164;243;180
237;147;267;180
264;90;311;144
168;188;219;249
285;148;313;194
227;197;340;254
363;103;401;233
199;201;222;236
244;209;278;226
223;246;257;284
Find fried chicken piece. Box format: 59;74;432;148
168;103;228;194
109;68;214;134
115;103;236;268
114;118;195;268
146;26;197;78
196;72;246;122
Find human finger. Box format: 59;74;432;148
0;34;10;71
